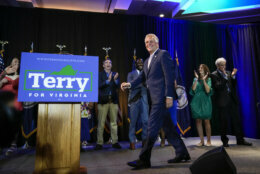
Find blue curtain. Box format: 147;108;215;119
227;24;260;138
143;16;260;138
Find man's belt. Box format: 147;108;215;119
108;95;113;103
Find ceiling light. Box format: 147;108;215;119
159;14;165;17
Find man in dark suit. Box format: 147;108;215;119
211;57;252;147
127;58;148;150
95;58;121;150
121;33;190;169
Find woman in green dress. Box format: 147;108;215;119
190;64;213;146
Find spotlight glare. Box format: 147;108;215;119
159;14;165;17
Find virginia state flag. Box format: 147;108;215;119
0;53;4;73
21;102;38;146
175;58;191;136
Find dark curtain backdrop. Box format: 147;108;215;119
228;25;260;138
0;6;259;139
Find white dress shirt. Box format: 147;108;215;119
148;48;159;69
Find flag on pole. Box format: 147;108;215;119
21;102;38;146
80;48;96;145
0;53;4;73
175;52;191;136
21;43;37;147
0;42;7;73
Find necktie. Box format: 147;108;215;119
222;72;230;93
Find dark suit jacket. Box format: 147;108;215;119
127;70;147;104
211;70;238;107
130;49;177;105
98;71;119;104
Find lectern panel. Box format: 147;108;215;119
34;103;80;174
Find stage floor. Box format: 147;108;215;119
0;136;260;174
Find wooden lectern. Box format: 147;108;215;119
34;103;86;174
17;52;97;174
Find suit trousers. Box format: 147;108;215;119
218;100;244;144
128;97;149;143
97;103;118;145
139;103;188;162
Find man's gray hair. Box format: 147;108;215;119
215;57;226;66
145;33;159;43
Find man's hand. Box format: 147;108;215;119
222;69;227;75
114;72;119;80
231;68;238;77
166;97;173;109
108;72;112;82
121;82;130;91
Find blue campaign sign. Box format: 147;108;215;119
18;52;99;102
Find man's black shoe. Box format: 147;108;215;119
127;160;151;169
112;143;122;149
237;140;252;146
168;153;191;163
94;144;103;150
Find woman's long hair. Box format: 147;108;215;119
198;64;210;81
9;57;20;76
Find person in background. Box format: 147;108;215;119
0;57;22;156
211;57;252;147
95;58;121;150
127;58;148;150
190;64;212;147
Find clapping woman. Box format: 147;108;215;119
190;64;213;146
